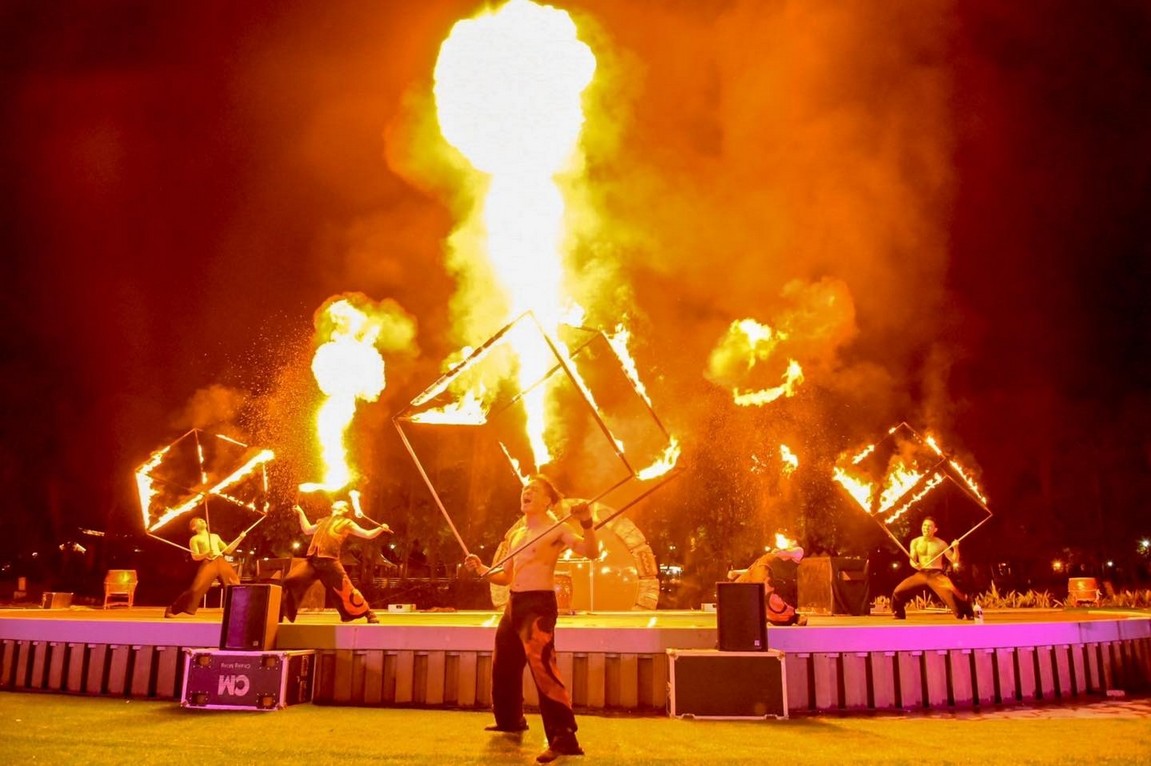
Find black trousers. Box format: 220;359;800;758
168;558;239;615
281;556;371;622
492;590;578;746
892;569;972;618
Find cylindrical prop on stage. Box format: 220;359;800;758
1067;577;1100;605
554;572;574;615
221;584;282;651
717;582;767;652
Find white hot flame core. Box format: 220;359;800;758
434;0;595;469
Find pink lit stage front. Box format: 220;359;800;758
1;606;1148;715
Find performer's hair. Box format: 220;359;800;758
188;517;204;531
527;474;561;505
922;515;937;526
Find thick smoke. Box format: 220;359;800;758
378;0;959;557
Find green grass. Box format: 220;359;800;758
1;692;1149;765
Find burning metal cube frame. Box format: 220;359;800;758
135;428;273;552
833;422;991;558
393;311;682;569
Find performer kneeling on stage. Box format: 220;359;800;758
728;538;807;626
891;516;975;620
464;474;597;765
281;499;390;624
164;517;246;618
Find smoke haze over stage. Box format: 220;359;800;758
2;1;1149;593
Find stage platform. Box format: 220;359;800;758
1;606;1148;715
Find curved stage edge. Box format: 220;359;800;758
1;607;1148;715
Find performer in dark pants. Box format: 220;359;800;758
464;474;598;764
281;499;390;624
729;538;807;626
164;517;246;618
892;516;975;620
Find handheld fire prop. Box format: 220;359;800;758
833;422;991;558
394;311;681;569
135;429;273;551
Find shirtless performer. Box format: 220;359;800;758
891;516;975;620
464;474;597;764
164;517;245;618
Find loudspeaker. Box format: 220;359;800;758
221;584;282;651
717;582;766;652
831;557;870;616
798;557;870;615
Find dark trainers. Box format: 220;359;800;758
365;611;379;624
537;733;583;762
485;718;528;733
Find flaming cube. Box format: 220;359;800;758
833;422;990;551
394;311;681;553
135;429;273;551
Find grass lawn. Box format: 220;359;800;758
1;692;1149;765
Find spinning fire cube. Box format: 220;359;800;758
136;429;273;550
393;311;681;550
833;422;990;552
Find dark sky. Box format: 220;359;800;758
2;0;1149;572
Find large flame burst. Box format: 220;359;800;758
434;0;597;471
300;297;388;493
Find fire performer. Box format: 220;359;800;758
463;474;596;764
163;517;246;618
281;499;391;624
891;516;975;620
728;537;807;626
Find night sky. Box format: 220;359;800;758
2;1;1149;584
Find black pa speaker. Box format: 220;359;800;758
221;584;282;650
831;557;870;616
717;582;767;651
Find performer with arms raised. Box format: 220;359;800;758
282;499;390;624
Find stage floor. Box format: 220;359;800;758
1;604;1146;652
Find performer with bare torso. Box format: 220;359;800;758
281;499;390;624
464;474;597;764
891;516;974;620
164;517;245;618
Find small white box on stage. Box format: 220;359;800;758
667;648;788;719
41;592;73;609
701;602;716;613
388;603;415;613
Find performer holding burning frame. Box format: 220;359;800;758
281;499;391;624
464;474;597;764
891;516;975;620
164;517;246;618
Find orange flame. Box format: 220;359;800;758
636;436;681;481
779;444;799;475
433;0;596;469
300;298;387;493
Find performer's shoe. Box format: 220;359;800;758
537;732;583;763
892;613;906;620
365;611;379;624
485;719;529;733
162;608;175;619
